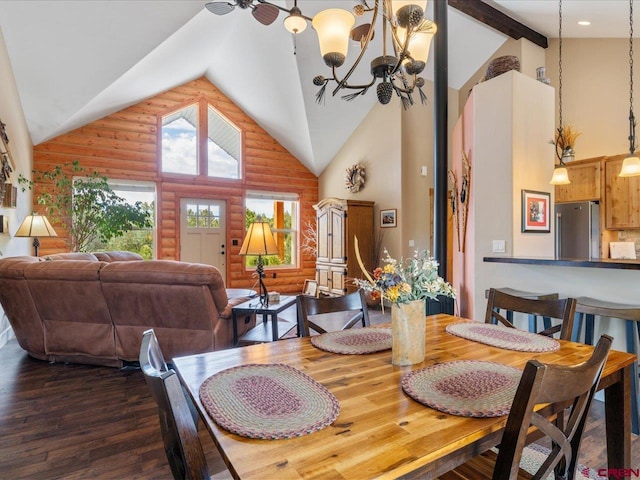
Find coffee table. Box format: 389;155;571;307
231;295;297;346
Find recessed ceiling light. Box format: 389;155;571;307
578;20;591;26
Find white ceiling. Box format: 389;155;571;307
0;1;634;176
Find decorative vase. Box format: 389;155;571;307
391;299;426;366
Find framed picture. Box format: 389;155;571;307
521;190;550;233
380;209;397;228
303;279;318;297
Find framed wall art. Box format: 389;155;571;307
521;190;550;233
303;279;318;297
380;209;397;228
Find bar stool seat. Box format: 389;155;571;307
486;288;559;333
573;296;640;434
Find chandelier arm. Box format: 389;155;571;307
333;76;378;91
332;0;380;96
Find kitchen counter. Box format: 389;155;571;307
483;256;640;270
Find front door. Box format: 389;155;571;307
180;198;226;282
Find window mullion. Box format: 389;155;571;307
198;98;208;176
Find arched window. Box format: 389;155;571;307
160;100;241;179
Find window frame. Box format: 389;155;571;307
244;190;300;271
158;97;243;180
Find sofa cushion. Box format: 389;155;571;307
93;251;144;262
45;252;99;262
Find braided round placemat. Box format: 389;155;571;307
310;327;392;354
199;363;340;440
446;322;560;353
402;360;522;417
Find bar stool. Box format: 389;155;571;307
486;288;559;333
572;296;640;434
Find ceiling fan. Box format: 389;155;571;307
205;0;293;26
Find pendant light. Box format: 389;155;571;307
620;0;640;177
550;0;571;185
283;0;307;34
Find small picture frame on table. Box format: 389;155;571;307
303;279;318;297
521;190;550;233
380;209;397;228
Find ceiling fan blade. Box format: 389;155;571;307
252;3;279;25
205;2;236;15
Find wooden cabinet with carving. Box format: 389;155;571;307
314;198;374;296
605;154;640;229
554;157;602;203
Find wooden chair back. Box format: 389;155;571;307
296;289;371;337
485;287;577;340
140;329;210;480
493;334;612;480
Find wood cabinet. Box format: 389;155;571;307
554;158;602;203
605;155;640;229
314;198;374;296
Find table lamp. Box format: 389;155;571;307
15;213;58;257
239;222;279;305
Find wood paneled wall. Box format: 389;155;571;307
33;77;318;293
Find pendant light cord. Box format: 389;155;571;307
558;0;563;131
630;0;636;154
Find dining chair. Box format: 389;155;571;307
296;289;370;337
438;334;613;480
485;287;577;341
140;329;211;480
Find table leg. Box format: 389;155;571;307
271;313;278;341
604;364;632;476
232;311;239;347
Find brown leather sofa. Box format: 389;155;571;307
0;252;255;367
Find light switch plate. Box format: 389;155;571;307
492;240;506;253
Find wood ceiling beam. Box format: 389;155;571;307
448;0;548;49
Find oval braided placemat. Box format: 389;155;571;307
446;322;560;353
310;327;392;354
199;363;340;440
402;360;522;417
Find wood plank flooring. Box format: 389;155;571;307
0;329;637;479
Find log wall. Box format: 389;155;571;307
33;77;318;293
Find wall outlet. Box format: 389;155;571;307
420;166;427;176
492;240;506;253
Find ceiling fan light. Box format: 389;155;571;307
549;166;571;185
619;153;640;177
312;9;354;67
284;6;307;34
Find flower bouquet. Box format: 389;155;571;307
354;238;456;365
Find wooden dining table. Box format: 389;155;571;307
172;314;636;480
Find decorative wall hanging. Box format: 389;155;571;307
345;163;366;193
380;209;397;228
448;151;471;252
0;118;16;204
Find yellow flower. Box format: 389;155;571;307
383;264;395;274
386;286;400;302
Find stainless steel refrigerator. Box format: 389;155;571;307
555;201;600;259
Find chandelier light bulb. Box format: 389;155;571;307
312;9;355;67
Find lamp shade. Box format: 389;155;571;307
549;167;571;185
619;154;640;177
392;0;427;16
15;214;58;238
239;222;278;256
312;8;354;67
284;6;307;34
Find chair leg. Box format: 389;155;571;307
625;320;640;435
572;312;584;343
584;314;595;346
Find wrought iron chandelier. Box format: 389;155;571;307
311;0;437;107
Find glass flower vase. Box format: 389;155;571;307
391;299;426;366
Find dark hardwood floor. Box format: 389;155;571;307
0;332;637;479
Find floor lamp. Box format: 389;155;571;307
239;222;279;306
15;213;58;257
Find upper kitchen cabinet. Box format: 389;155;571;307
605;154;640;229
554;157;602;203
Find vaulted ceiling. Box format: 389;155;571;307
0;1;632;176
